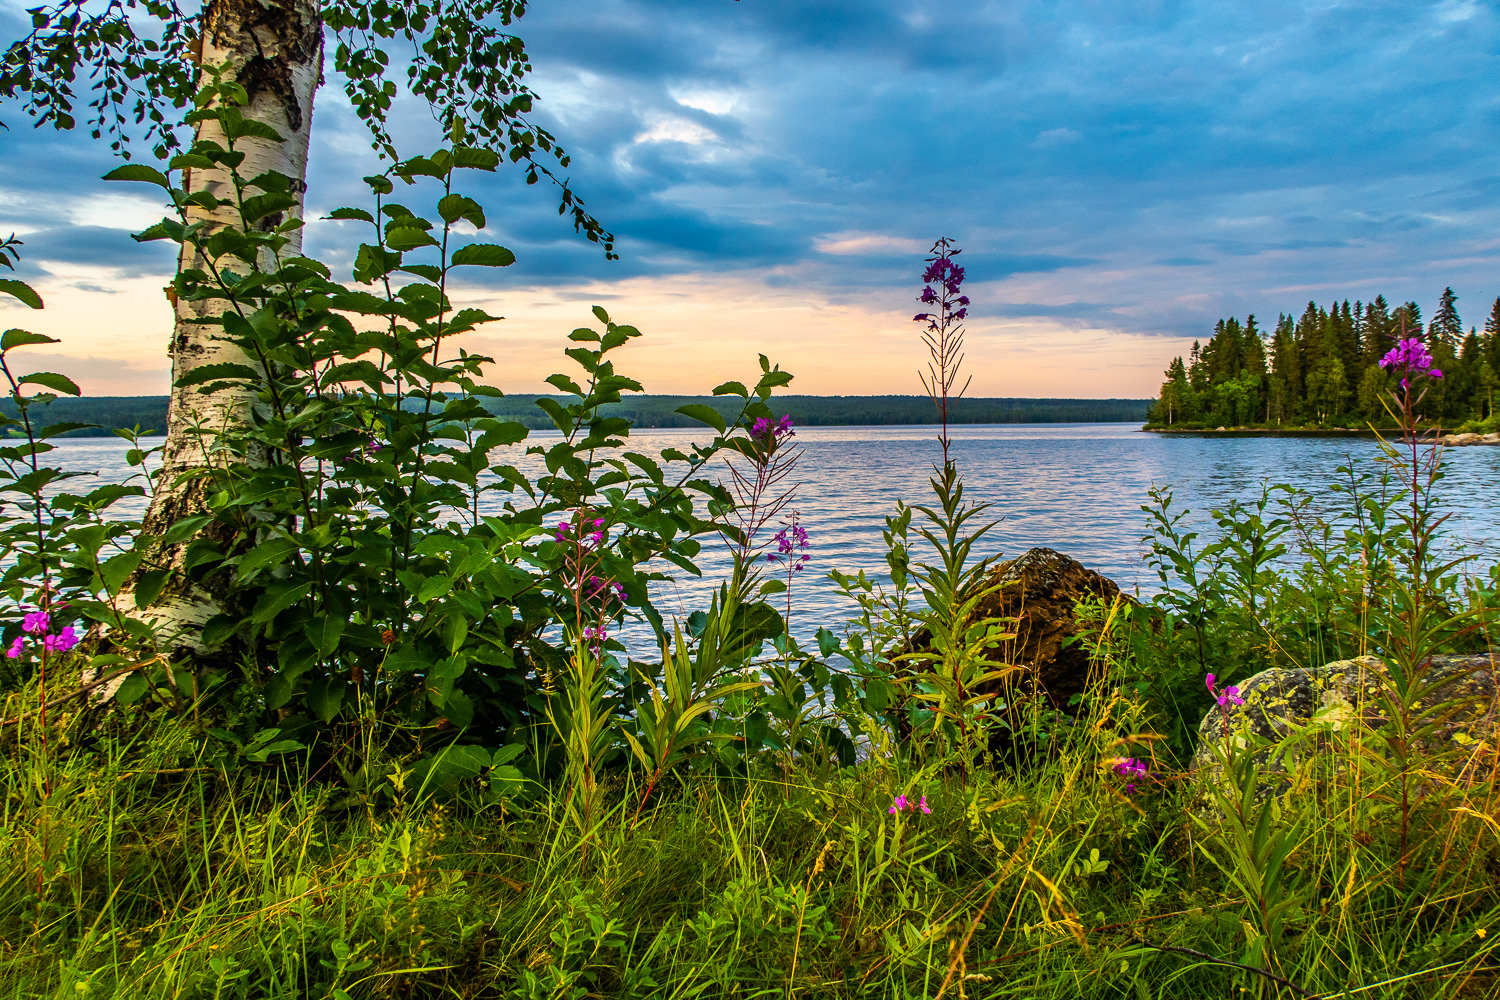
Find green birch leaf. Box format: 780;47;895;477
0;281;43;309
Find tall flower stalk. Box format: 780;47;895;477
1368;330;1473;887
903;239;1010;774
913;238;972;467
722;413;801;594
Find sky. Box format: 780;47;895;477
1;0;1498;397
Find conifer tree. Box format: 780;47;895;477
1430;287;1462;347
1149;291;1497;429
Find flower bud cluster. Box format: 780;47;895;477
766;522;810;573
555;517;606;548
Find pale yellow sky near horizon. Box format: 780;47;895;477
1;268;1195;399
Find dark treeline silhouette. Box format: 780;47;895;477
486;395;1149;429
8;395;1149;437
0;396;168;436
1147;290;1500;429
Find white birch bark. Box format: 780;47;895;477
112;0;323;658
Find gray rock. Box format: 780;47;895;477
1438;431;1500;447
1193;654;1500;789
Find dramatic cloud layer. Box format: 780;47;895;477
2;0;1497;395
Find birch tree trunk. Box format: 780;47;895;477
118;0;323;657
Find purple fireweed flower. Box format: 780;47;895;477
43;627;78;653
1206;673;1244;707
767;521;811;572
889;792;931;815
22;611;49;635
1379;337;1445;390
585;575;626;604
555;518;606;549
750;414;796;453
6;636;22;659
1110;757;1150;780
915;241;968;338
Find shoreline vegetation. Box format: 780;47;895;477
1145;290;1500;436
3;394;1152;436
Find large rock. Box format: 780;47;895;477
1437;431;1500;447
960;547;1129;711
1192;654;1500;781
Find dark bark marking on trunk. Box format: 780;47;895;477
203;0;322;133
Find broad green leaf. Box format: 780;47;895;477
674;403;727;434
113;673;150;705
417;576;453;602
309;616;346;657
399;264;443;282
223;117;284;142
38;422;100;438
600;324;639;352
306;674;345;722
19;372;80;396
236;537;299;580
251;581;312;624
102;163;171;188
0;281;43;310
440;613;469;654
326;207;375;223
386;227;440;251
1;329;57;350
133;219;185;243
133;569;170;609
176;362;259;388
437;194;486;229
450;243;515;267
99;551;142;594
712;380;749;397
452;147;500;171
239;192;296;224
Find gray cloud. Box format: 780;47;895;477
3;0;1499;347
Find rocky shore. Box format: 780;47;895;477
1437;431;1500;447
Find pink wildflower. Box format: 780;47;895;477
43;627;78;653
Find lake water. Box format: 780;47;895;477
48;425;1500;644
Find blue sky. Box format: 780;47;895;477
1;0;1497;395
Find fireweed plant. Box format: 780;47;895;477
4;106;1500;994
898;239;1016;773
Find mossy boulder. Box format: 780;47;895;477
1192;654;1500;783
959;547;1130;711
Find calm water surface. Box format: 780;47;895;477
51;425;1500;643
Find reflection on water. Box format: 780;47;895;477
48;425;1500;643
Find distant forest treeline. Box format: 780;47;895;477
1147;290;1500;429
0;396;169;436
485;395;1149;429
5;395;1149;436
